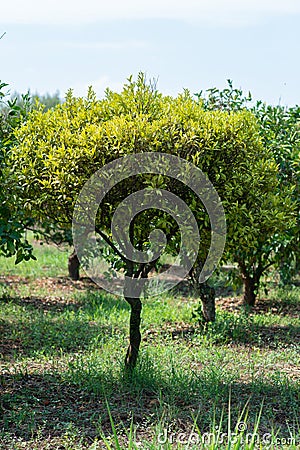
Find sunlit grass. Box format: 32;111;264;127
0;236;70;278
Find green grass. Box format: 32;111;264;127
0;235;70;278
0;243;299;449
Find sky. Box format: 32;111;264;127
1;0;300;105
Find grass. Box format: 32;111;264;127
0;237;70;278
0;240;299;448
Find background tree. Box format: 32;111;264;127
3;88;79;278
10;74;291;367
0;81;35;264
9;90;62;112
0;81;76;274
197;80;298;305
31;220;79;280
253;102;300;286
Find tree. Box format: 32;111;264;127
0;81;35;264
253;102;300;286
1;83;78;276
10;74;287;367
32;91;62;110
31;220;80;279
197;80;297;305
9;90;62;112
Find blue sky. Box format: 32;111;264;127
1;0;300;105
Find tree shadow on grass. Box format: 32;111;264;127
253;296;300;318
205;321;300;349
144;319;300;350
0;359;299;446
0;319;117;361
0;293;81;313
251;323;300;348
0;294;130;361
216;296;300;320
0;279;130;314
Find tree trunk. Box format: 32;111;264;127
242;274;258;306
68;250;80;281
238;260;262;307
189;264;216;323
124;296;142;369
199;283;216;322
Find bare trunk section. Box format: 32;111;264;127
189;264;216;323
124;296;142;369
242;274;258;306
238;261;261;307
68;250;80;281
199;283;216;322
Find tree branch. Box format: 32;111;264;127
95;225;127;263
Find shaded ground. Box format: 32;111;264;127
1;365;299;449
217;294;300;318
0;274;299;448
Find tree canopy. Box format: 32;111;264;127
9;73;295;366
197;80;298;304
0;81;35;264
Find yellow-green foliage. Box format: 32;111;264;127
11;74;295;260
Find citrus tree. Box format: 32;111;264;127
9;74;292;367
2;86;78;278
0;81;35;264
253;102;300;286
197;81;298;305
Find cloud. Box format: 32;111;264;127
1;0;300;26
